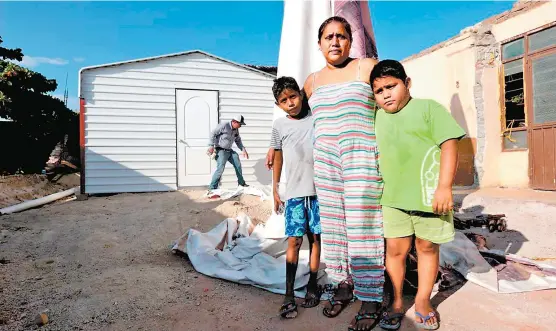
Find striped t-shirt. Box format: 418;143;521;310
270;114;316;200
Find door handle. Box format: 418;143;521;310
179;139;188;146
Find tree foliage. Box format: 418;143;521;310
0;36;78;174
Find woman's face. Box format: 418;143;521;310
319;21;351;65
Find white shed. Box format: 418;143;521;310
78;50;276;195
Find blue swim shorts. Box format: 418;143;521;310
284;196;321;237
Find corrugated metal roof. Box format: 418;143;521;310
79;50;276;78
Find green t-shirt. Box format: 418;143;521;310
376;98;466;213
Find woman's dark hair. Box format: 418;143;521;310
318;16;353;42
370;59;408;87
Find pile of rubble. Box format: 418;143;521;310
454;213;508;232
44;134;79;182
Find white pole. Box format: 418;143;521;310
271;1;378;210
0;187;79;215
272;0;333;206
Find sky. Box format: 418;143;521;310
0;1;516;111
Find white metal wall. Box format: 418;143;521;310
80;52;275;194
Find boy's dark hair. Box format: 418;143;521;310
318;16;353;42
370;59;408;87
272;76;301;101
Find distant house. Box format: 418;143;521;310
79;50;276;194
401;1;556;190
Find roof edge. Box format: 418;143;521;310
78;49;276;78
401;0;548;63
401;32;473;63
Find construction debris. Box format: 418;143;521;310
44;134;80;182
0;186;79;215
454;213;507;232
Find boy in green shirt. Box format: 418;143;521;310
371;60;465;330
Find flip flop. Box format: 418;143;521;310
322;282;354;318
300;289;321;308
279;300;298;319
347;311;381;331
322;297;351;318
379;311;404;330
415;311;439;330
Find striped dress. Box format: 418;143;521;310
309;64;385;302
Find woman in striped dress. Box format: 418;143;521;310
304;16;384;331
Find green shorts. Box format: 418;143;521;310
382;206;455;244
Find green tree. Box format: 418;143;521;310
1;36;78;173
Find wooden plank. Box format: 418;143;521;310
531;128;544;189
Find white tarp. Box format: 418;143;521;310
171;213;329;298
205;186;271;201
172;215;556;295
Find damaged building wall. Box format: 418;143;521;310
471;24;499;188
482;1;556;188
401;0;555;189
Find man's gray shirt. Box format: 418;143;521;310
210;121;244;151
270;115;316;200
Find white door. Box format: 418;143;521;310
176;89;218;187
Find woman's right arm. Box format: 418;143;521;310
303;73;314;100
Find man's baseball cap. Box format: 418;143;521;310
232;114;246;126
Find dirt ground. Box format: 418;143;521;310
1;188;555;331
0;174;80;209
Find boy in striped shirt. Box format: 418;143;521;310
271;76;321;319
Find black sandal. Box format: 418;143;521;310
279;299;298;319
322;282;354;318
348;311;381;331
378;311;404;330
300;288;321;308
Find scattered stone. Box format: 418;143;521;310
34;312;48;326
20;313;27;319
